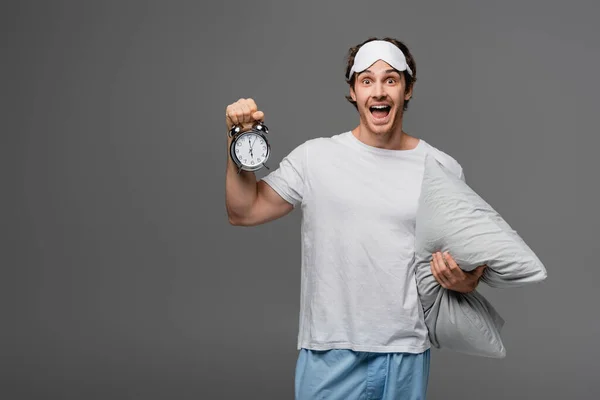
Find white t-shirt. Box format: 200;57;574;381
261;131;464;353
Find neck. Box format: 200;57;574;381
351;119;417;151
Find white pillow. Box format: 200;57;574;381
421;285;507;358
413;153;547;357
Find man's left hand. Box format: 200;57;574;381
430;251;487;293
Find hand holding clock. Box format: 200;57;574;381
225;98;264;133
224;98;271;173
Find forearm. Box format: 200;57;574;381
225;136;258;223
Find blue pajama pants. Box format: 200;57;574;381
294;348;430;400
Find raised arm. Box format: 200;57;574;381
225;98;294;226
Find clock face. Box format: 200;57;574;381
234;132;268;167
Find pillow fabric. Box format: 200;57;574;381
415;265;507;358
413;153;547;357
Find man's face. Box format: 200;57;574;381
350;60;412;136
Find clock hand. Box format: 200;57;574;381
251;137;259;158
248;137;254;157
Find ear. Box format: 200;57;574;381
404;84;413;101
350;85;356;102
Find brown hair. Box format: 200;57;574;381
345;37;417;111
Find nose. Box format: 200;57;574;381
372;81;385;98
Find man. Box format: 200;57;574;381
225;37;486;400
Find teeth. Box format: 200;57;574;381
371;105;389;109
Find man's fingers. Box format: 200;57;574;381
252;110;264;121
435;252;452;280
474;264;488;277
431;258;448;288
238;98;258;123
430;261;442;287
246;98;258;113
243;98;261;123
432;253;445;279
441;252;467;281
431;252;485;293
238;102;252;123
226;107;240;125
225;98;264;130
443;252;459;270
235;108;245;125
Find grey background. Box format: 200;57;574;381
4;0;598;399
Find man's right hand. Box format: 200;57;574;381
225;98;294;226
225;98;265;133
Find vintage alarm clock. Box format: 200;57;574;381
228;120;271;173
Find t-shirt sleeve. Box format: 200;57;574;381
260;141;307;207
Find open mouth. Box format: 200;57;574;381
369;105;391;119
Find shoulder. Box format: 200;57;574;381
289;132;348;155
419;139;465;180
277;134;335;165
307;132;347;147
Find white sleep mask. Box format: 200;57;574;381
347;40;413;80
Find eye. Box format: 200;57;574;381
387;78;396;84
362;78;371;85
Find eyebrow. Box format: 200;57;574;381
357;69;401;77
